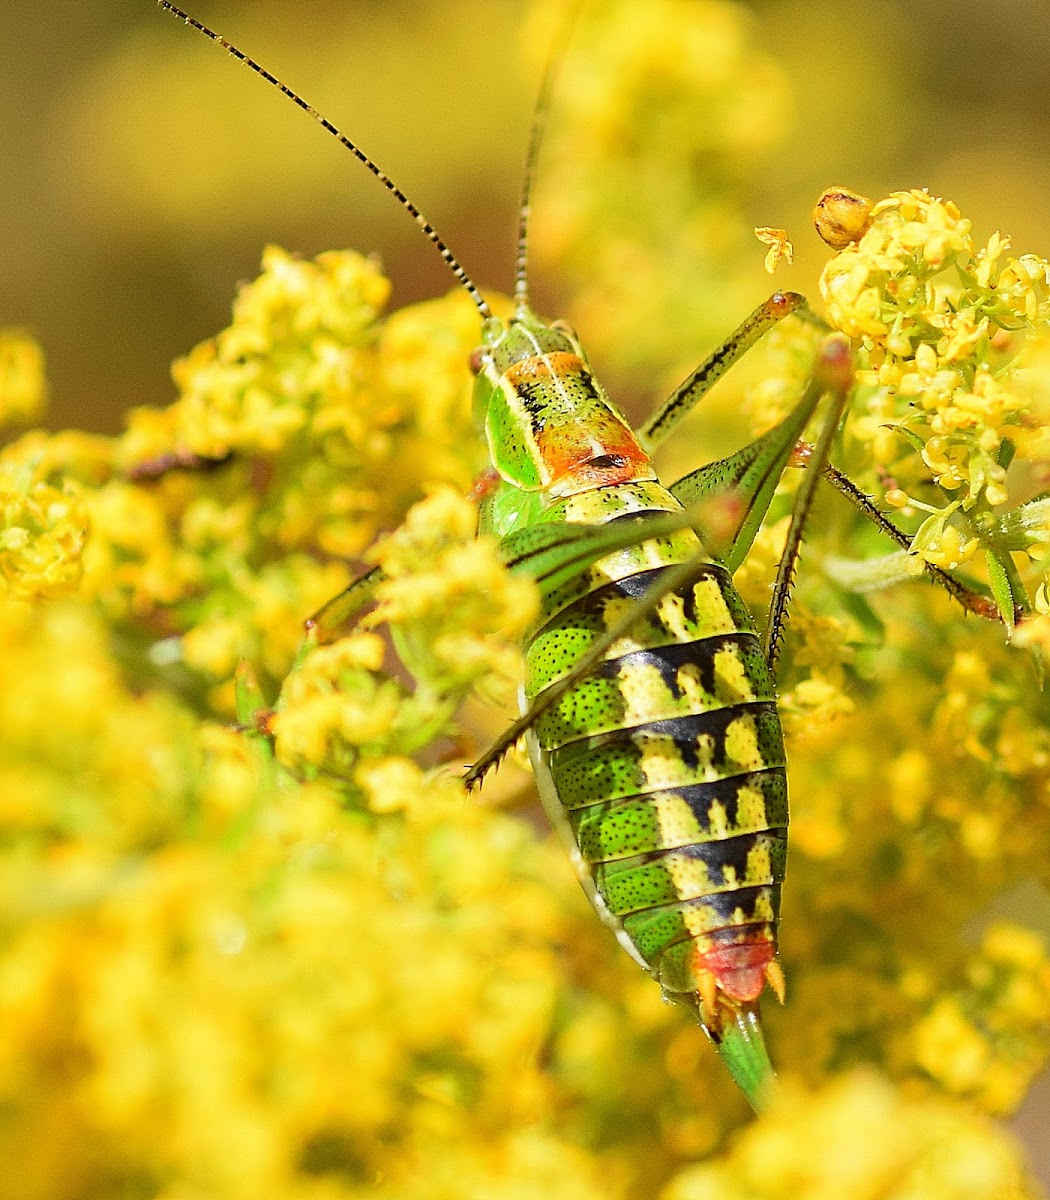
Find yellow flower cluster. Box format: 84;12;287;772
4;242;1044;1192
814;189;1050;607
761;599;1050;1114
270;487;537;784
0;429;100;600
119;247;484;560
665;1072;1040;1200
671;192;1050;1142
0;600;657;1198
3;0;1049;1193
913;923;1050;1113
820;191;1040;486
4;245;488;715
0;474;86;601
0;572;767;1200
364;487;538;697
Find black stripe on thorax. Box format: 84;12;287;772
512;358;601;425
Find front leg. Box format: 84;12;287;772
638;291;814;453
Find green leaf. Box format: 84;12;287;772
984;548;1017;631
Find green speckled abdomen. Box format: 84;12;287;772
524;481;788;1009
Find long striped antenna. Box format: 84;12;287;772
513;2;583;311
156;0;492;320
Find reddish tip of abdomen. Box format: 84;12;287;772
700;939;776;1003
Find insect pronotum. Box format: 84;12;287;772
155;0;998;1110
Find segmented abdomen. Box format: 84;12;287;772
524;481;787;1004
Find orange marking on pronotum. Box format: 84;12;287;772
503;354;653;492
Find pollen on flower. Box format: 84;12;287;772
270;633;402;774
811;184;1050;604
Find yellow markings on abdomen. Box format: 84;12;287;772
724;713;764;772
598;574;738;658
615;659;709;727
733;782;771;832
712;644;757;706
639;734;715;789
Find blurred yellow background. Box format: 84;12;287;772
6;1;1050;435
3;0;1049;1180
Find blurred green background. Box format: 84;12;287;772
3;0;1049;1176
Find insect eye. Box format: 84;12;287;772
468;346;487;375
